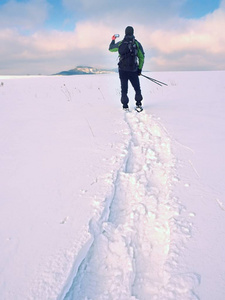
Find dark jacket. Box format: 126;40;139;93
109;34;145;71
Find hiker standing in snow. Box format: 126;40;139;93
109;26;145;112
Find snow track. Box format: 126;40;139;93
62;111;199;300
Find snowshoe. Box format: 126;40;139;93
135;105;143;113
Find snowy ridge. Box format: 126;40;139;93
62;111;199;300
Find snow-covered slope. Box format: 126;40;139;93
54;66;115;75
0;72;225;299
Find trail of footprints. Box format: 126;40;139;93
64;111;199;300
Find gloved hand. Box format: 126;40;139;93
112;35;117;40
137;68;142;76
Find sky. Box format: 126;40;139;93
0;0;225;75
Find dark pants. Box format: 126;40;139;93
119;69;143;108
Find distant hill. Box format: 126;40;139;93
54;66;116;75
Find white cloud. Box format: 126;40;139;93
147;7;223;47
0;0;49;31
133;5;225;70
0;21;116;74
1;0;225;74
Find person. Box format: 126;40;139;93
109;26;145;111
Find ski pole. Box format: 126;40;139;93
149;77;167;86
141;74;163;86
144;77;163;86
141;74;167;86
141;74;168;86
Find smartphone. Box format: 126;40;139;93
114;34;120;38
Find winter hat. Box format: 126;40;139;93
125;26;134;36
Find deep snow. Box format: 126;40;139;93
0;71;225;300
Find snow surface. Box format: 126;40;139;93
0;71;225;300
